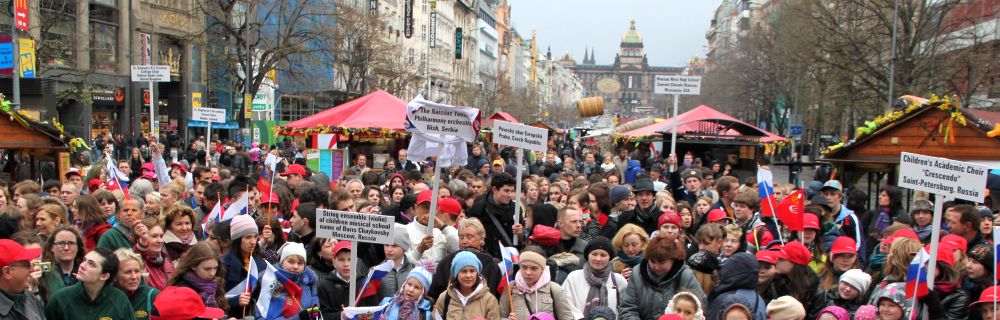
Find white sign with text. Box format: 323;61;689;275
191;107;226;123
130;65;171;82
494;121;548;152
898;152;988;202
654;75;702;95
407;103;478;141
316;209;395;244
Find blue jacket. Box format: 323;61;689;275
221;249;266;311
377;296;432;320
255;266;320;320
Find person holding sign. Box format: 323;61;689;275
403;190;448;264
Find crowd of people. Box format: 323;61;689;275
0;135;997;320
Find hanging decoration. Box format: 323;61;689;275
273;125;408;139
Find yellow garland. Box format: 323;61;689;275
825;94;973;154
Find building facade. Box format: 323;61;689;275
571;20;684;118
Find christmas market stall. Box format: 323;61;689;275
274;90;409;179
614;105;785;176
0;96;78;183
821;94;1000;208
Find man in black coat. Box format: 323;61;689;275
466;172;518;258
428;218;502;300
618;176;662;234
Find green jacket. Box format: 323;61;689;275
41;268;75;303
43;282;134;320
96;225;133;251
126;285;158;320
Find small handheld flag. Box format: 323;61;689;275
757;167;776;218
905;249;930;299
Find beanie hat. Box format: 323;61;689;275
520;251;547;268
876;282;907;309
230;215;257;240
609;185;631;206
976;205;994;218
450;251;482;276
279;242;307;264
657;212;682;229
393;227;412;251
838;269;872;297
854;305;877;320
967;245;994;270
406;265;433;295
584;236;615;259
765;296;806;320
778;241;812;266
817;306;850;320
585;306;616;320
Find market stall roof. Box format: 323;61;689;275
276;90;408;136
620;105;784;143
823;95;1000;164
0;107;69;150
484;112;520;129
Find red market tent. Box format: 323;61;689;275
484;111;520;129
619;105;784;143
276;90;408;136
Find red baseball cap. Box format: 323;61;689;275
0;239;42;268
64;168;82;178
830;236;857;256
882;228;920;246
658;315;684;320
970;285;1000;310
756;249;780;264
658;211;682;228
941;234;967;252
333;240;352;256
416;189;434;205
141;162;155;173
151;286;226;320
438;197;462;216
746;226;774;249
803;213;820;230
707;208;730;223
529;225;561;246
280;164;306;176
927;244;955;266
141;171;157;180
779;241;812;266
169;162;187;174
260;192;280;204
87;179;104;192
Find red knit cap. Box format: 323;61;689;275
658;211;682;228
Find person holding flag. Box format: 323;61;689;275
317;241;378;320
253;242;319;319
221;215;266;315
909;244;969;319
434;251;500;319
372;263;435;320
500;250;575;320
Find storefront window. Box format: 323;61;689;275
39;0;76;68
90;2;119;72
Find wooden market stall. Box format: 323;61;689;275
0;101;73;183
821;95;1000;207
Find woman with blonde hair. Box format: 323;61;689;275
114;248;159;320
610;223;648;277
34;203;67;240
866;237;921;306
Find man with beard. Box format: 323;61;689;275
618;177;662;234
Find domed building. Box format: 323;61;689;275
567;20;686;117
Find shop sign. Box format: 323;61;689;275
18;38;34;78
92;87;126;105
192;92;202;108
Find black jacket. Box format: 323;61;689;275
316;272;378;320
763;270;827;319
618;204;661;235
467;191;516;258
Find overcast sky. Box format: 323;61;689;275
507;0;720;67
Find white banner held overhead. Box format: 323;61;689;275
493;121;548;152
406;99;479;141
130;65;171;82
654;75;701;95
898;152;988;202
315;209;395;244
191;107;226;123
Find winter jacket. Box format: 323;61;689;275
706;253;766;320
499;282;575;320
619;259;706;320
134;241;174;291
317;272;377;320
618;204;662;235
914;287;969;320
376;296;432;320
162;230;196;263
378;259;414;301
0;287;44;320
254;266;320;320
433;280;500;320
125;284;159;320
44;282;135;320
429;250;502;301
96;224;133;251
824;288;864;314
467;191;517;258
705;293;754;320
562;269;628;319
221;250;265;309
40;266;76;302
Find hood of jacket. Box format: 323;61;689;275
666;291;705;320
706;292;753;320
709;252;759;301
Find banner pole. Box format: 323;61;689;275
427;163;443;235
349;241;358;307
513;149;523;246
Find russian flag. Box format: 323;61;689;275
356;260;395;304
775;189;805;231
757;167;777;217
993;226;999;280
221;193;249;221
905;248;930;299
257;153;280;194
497;242;516;295
225;256;260;298
105;160;131;200
200;202;222;238
256;261;302;319
342;305;388;320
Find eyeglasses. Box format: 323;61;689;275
54;241;77;248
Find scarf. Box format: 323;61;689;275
600;163;616;173
378;291;420;320
869;252;887;270
616;252;643;268
582;262;611;316
514;266;551;294
874;207;891;235
182;272;219;307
